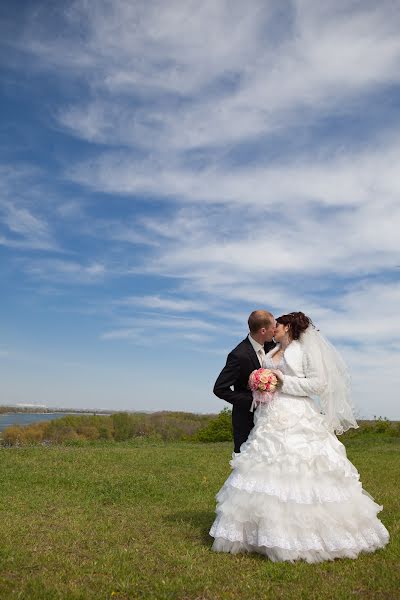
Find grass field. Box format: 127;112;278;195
0;435;399;599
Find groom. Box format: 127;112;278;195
213;310;276;453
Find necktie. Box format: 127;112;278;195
258;348;265;367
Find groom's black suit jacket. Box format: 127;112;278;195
213;337;275;453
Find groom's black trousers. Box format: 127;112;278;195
213;337;275;453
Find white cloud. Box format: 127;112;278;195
65;139;400;216
103;313;217;335
320;281;400;343
23;258;107;284
57;201;85;219
3;0;397;165
100;328;145;342
109;194;398;289
0;164;62;251
17;1;398;152
115;294;208;313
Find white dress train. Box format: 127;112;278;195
209;355;389;563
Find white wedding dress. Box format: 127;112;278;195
209;354;390;563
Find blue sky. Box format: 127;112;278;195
1;0;399;417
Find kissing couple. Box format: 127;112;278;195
209;310;389;563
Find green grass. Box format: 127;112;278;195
0;435;399;600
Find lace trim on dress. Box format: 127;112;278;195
210;517;389;554
225;473;362;503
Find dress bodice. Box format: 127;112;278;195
264;354;287;372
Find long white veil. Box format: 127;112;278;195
300;326;358;435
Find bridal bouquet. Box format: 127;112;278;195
248;368;279;412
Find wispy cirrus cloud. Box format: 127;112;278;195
4;1;399;300
65;137;400;211
109;198;399;282
17;1;400;150
101;312;217;347
3;0;398;166
0;165;58;251
0;205;54;250
115;294;208;313
22;258;106;284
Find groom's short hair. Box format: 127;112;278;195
248;310;274;334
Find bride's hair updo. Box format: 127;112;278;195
276;312;313;340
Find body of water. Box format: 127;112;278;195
0;412;90;432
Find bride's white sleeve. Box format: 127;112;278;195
280;351;326;397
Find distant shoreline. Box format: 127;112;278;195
0;405;218;416
0;406;114;415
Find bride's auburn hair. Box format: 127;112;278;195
276;312;313;340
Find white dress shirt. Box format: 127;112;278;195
248;334;265;367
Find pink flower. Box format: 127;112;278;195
248;368;278;394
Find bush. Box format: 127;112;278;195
111;412;147;441
98;425;113;440
395;422;400;437
48;426;80;443
148;413;197;441
195;408;233;442
76;425;100;441
23;423;46;443
2;425;26;446
2;423;47;445
372;416;392;434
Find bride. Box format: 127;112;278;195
209;312;389;562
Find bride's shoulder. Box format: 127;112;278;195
289;339;302;350
284;339;303;359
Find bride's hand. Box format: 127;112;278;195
271;369;284;382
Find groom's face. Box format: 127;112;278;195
261;319;276;342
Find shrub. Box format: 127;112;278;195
395;422;400;437
148;413;197;441
76;425;100;441
2;425;26;446
23;423;46;443
98;425;113;440
194;408;233;442
112;412;143;441
372;416;392;434
48;426;80;443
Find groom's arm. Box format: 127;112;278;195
213;351;253;408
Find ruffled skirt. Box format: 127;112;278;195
209;396;389;563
